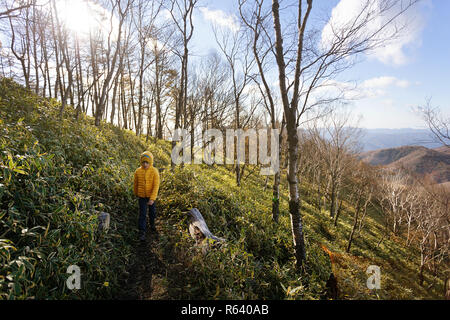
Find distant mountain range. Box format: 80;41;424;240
360;128;443;152
360;145;450;184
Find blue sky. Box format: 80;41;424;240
3;0;448;130
190;0;450;129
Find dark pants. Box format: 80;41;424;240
138;197;156;233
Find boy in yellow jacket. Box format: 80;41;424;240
134;151;160;241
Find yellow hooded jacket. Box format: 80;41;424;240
133;151;160;200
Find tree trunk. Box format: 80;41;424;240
154;50;163;139
330;183;336;218
286;115;306;268
271;0;309;269
419;247;425;286
393;214;398;235
346;205;360;253
333;199;343;226
272;122;283;223
316;179;322;211
272;171;280;223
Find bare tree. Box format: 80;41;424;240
238;0;285;221
132;0;162;136
167;0;198;168
413;183;449;286
94;0;132;127
312;110;362;223
0;0;33;20
51;0;77;117
419;99;450;147
345;160;374;253
149;22;175;140
8;9;31;89
197;52;234;132
213;21;255;186
379;169;410;235
270;0;419;268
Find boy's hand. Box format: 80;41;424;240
148;200;154;205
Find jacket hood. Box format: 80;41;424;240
140;151;154;167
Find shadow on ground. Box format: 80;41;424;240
119;225;166;300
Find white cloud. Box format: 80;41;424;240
315;76;411;100
199;7;239;33
361;76;410;89
321;0;427;66
360;76;411;98
396;80;410;88
382;98;394;107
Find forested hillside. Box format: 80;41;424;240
360;146;450;184
1;79;447;300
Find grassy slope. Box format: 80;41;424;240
0;79;444;299
1;78;151;298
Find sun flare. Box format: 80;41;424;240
55;0;94;35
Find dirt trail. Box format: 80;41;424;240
119;222;167;299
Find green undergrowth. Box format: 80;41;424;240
153;163;444;299
0;78;444;299
154;165;331;299
0;78;165;299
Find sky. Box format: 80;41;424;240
3;0;448;130
189;0;450;129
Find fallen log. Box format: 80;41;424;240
187;208;225;252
